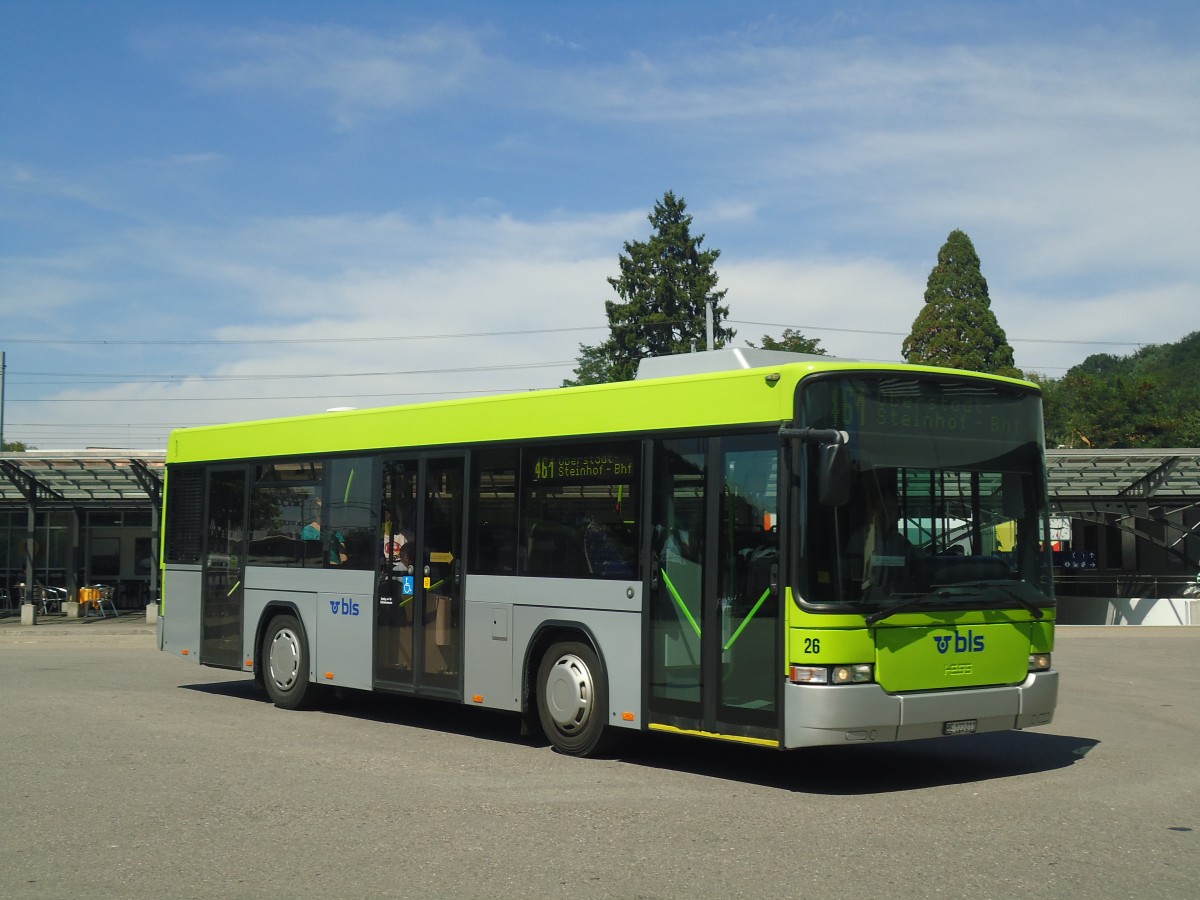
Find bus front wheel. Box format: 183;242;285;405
262;614;317;710
536;640;613;757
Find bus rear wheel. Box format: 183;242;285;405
536;640;613;757
262;614;317;710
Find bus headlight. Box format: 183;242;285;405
832;664;875;684
1029;653;1051;672
790;664;874;685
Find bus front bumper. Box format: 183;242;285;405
782;669;1059;748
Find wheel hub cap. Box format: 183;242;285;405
545;653;594;734
269;629;300;691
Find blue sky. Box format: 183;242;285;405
2;1;1198;449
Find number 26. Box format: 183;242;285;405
803;637;820;654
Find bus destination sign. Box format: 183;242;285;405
532;452;635;482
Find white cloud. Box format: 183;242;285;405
4;208;642;445
721;256;925;363
185;23;496;128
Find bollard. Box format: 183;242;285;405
21;603;37;626
64;600;84;619
146;603;159;625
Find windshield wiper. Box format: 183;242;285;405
864;587;976;625
865;580;1048;626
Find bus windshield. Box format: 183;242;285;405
795;374;1055;615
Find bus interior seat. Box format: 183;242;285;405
584;520;634;578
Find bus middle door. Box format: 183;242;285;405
375;456;465;700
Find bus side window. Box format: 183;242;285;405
519;442;639;579
326;457;380;570
469;448;519;575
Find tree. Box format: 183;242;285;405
746;328;826;355
1044;332;1200;448
565;191;732;385
2;441;28;451
902;230;1020;378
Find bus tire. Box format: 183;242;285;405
536;640;613;757
262;614;317;710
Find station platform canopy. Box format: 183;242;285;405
1045;449;1200;574
0;450;165;507
1045;448;1200;512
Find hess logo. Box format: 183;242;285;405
329;598;360;616
933;630;984;654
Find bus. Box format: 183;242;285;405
158;348;1057;756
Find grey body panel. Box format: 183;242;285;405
165;564;376;688
463;575;644;728
463;598;518;709
167;563;646;720
242;567;375;691
782;670;1059;747
161;565;202;663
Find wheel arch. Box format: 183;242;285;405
254;600;311;678
520;619;609;729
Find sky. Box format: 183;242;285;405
2;1;1198;450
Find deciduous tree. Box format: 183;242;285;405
746;328;826;355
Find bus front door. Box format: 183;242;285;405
375;456;465;699
648;435;780;744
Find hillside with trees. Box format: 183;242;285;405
1037;331;1200;449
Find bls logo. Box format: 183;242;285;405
329;598;360;616
933;630;985;654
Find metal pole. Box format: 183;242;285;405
1;350;6;449
705;300;714;351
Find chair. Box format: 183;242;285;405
22;583;64;615
44;586;68;615
83;584;118;618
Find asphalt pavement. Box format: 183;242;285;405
1;621;1196;899
0;608;156;637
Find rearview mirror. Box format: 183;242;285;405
1001;472;1026;519
818;442;850;506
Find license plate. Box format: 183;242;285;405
943;719;977;736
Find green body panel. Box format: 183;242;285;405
787;627;875;665
785;589;1052;691
170;366;791;462
874;622;1033;691
166;359;1035;464
1029;617;1055;653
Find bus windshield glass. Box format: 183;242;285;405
795;374;1054;615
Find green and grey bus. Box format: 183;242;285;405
159;349;1057;756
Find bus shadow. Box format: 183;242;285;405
179;679;541;747
180;680;1099;793
621;730;1101;794
181;678;264;701
322;688;533;745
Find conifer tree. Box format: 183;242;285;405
566;192;731;385
902;230;1019;378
